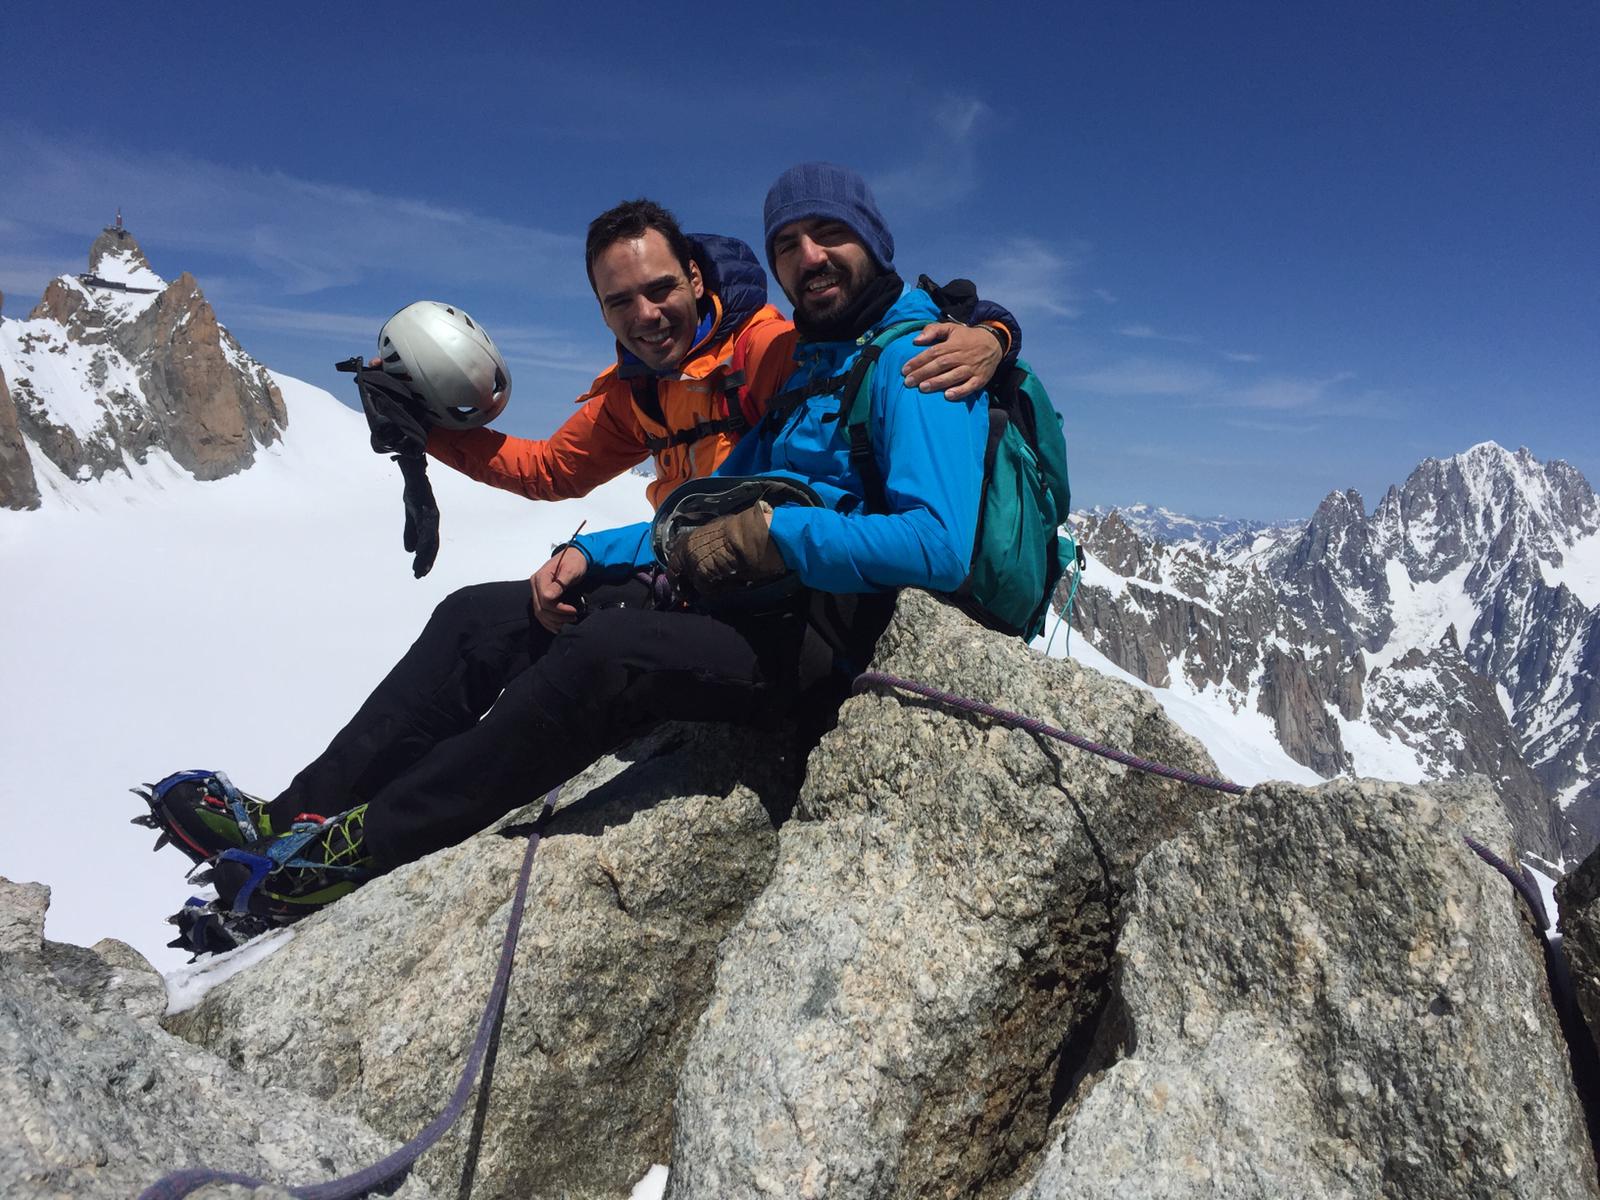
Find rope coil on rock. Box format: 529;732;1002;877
137;786;561;1200
852;670;1247;795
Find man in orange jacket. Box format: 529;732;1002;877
421;198;1014;512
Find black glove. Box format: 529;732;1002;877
395;453;440;578
354;366;433;456
349;365;440;578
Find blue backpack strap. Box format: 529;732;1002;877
840;320;932;513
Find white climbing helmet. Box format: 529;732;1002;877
377;301;511;430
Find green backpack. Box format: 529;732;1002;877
843;320;1078;641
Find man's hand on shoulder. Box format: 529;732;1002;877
901;322;1003;402
530;547;589;634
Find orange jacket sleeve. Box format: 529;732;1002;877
424;378;649;502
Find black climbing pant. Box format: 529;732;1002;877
268;577;889;869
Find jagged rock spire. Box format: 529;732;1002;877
0;220;285;509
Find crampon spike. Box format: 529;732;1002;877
130;813;161;829
151;832;171;852
165;899;274;959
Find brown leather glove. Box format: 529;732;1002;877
669;501;787;594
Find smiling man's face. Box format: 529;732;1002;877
770;216;877;326
591;229;705;371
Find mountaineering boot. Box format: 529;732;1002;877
208;804;376;920
130;770;277;866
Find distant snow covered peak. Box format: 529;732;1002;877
0;221;286;510
74;227;168;330
1081;502;1286;548
1072;440;1599;863
1387;441;1600;583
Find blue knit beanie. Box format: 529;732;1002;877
762;162;895;274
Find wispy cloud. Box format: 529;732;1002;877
221;303;602;375
1116;444;1264;472
0;125;580;301
1223;416;1324;434
220;304;390;341
1225;371;1356;411
1116;323;1202;345
492;326;610;376
969;237;1084;319
935;97;989;141
872;96;993;208
1203;371;1406;422
1092;288;1118;305
0;255;73;311
1067;357;1220;396
1116;326;1260;363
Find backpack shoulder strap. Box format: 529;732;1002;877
840;320;936;513
759;371;850;436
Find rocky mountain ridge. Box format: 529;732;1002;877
5;592;1597;1199
1073;443;1600;863
0;223;285;509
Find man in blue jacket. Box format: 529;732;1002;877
191;164;991;920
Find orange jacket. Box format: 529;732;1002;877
426;297;797;509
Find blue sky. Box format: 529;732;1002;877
2;1;1594;520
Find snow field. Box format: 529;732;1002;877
1369;559;1478;670
0;373;651;970
1034;613;1324;788
1542;528;1600;606
94;248;165;289
0;315;146;439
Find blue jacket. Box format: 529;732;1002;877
573;285;988;596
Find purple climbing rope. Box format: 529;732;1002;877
137;786;562;1200
1464;834;1553;931
1463;835;1600;1162
852;670;1247;795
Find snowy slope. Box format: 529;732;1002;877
1034;616;1324;789
1;309;148;444
1543;527;1600;607
0;373;651;968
